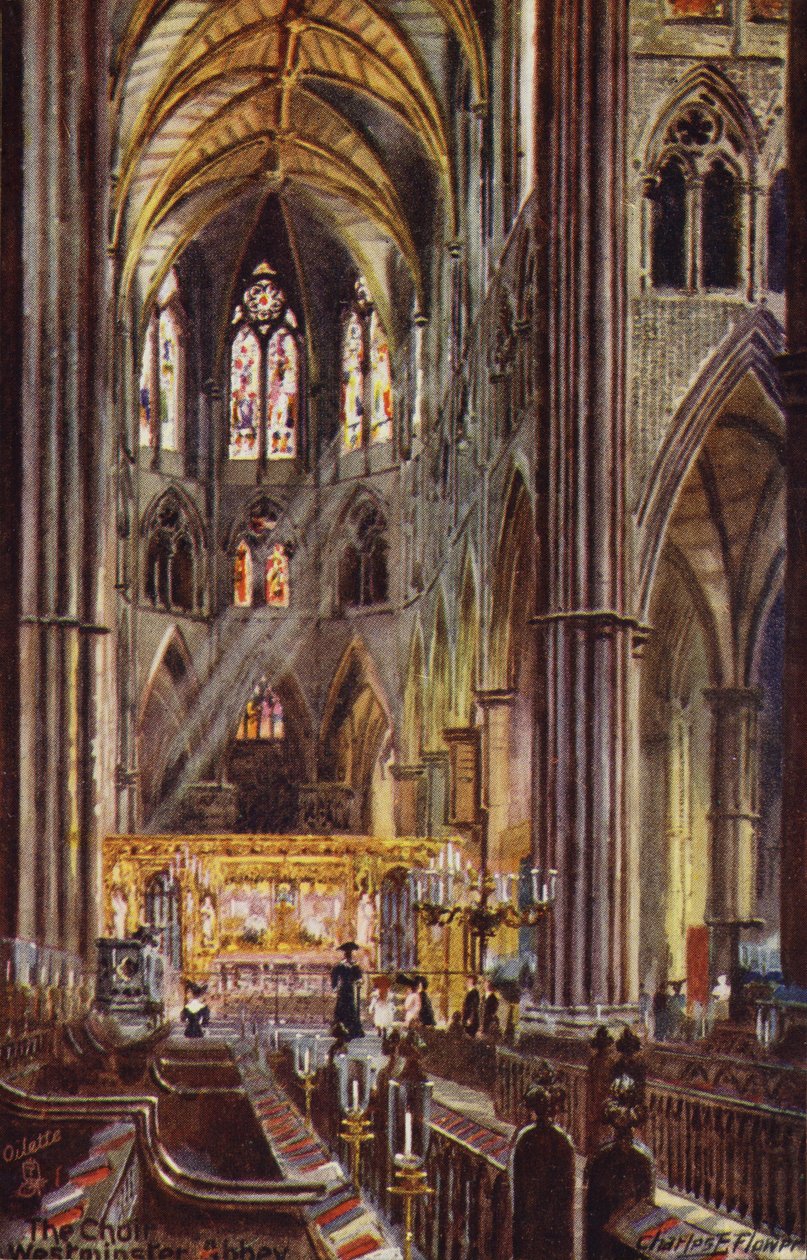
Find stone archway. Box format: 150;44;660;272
638;370;785;1008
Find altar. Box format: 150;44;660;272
102;832;455;986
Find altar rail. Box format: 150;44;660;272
494;1044;805;1241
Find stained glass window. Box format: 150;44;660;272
237;682;284;741
265;542;290;607
369;310;393;445
233;540;253;607
341;311;365;451
267;329;298;459
139;321;156;448
229;327;261;460
158;308;180;451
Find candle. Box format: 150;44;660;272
404;1109;412;1158
596;1004;602;1023
304;1047;311;1074
5;961;10;983
542;883;548;903
531;869;539;902
438;848;445;870
352;1079;359;1112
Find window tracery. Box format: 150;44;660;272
339;503;389;607
138;271;186;456
265;543;290;608
645;97;752;293
340;279;393;451
228;262;302;462
143;492;204;615
230;499;292;609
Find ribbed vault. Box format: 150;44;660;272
112;0;486;325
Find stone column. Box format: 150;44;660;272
390;765;426;836
18;0;113;957
474;690;514;873
529;0;638;1016
703;687;762;985
0;0;24;938
777;1;807;988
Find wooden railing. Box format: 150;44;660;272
492;1043;805;1243
646;1080;806;1241
495;1045;591;1151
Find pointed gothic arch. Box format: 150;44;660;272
454;552;480;725
426;591;452;751
489;471;536;690
637;308;785;619
137;625;199;824
403;621;427;763
319;639;394;830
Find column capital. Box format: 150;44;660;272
702;686;762;711
203;379;224;402
390;763;425;782
529;609;650;638
777;350;807;408
473;688;515;708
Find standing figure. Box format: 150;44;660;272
481;979;499;1037
181;982;210;1039
355;888;378;953
331;942;364;1039
417;975;436;1027
461;975;480;1038
369;975;395;1044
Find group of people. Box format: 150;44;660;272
331;943;502;1046
460;975;500;1039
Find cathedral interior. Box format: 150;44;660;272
0;0;805;1256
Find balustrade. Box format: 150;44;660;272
495;1041;804;1243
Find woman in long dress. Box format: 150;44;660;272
181;982;210;1039
331;942;364;1039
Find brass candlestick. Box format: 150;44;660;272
388;1156;434;1260
339;1108;374;1188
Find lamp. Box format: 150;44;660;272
337;1054;374;1188
293;1031;322;1129
387;1049;434;1260
411;835;558;971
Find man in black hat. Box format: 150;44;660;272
331;942;364;1039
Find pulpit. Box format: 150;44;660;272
95;938;163;1016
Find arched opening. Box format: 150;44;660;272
454;560;479;725
145;871;182;972
320;645;393;833
426;596;451;751
767;169;788;294
379;866;417;972
137;629;198;825
225;677;310;833
702;160;740;289
639;371;785;1020
651;157;688;290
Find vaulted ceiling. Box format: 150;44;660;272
111;0;488;346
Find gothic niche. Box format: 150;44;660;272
231;497;292;608
143;491;204;614
338;503;389;608
225;681;303;832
